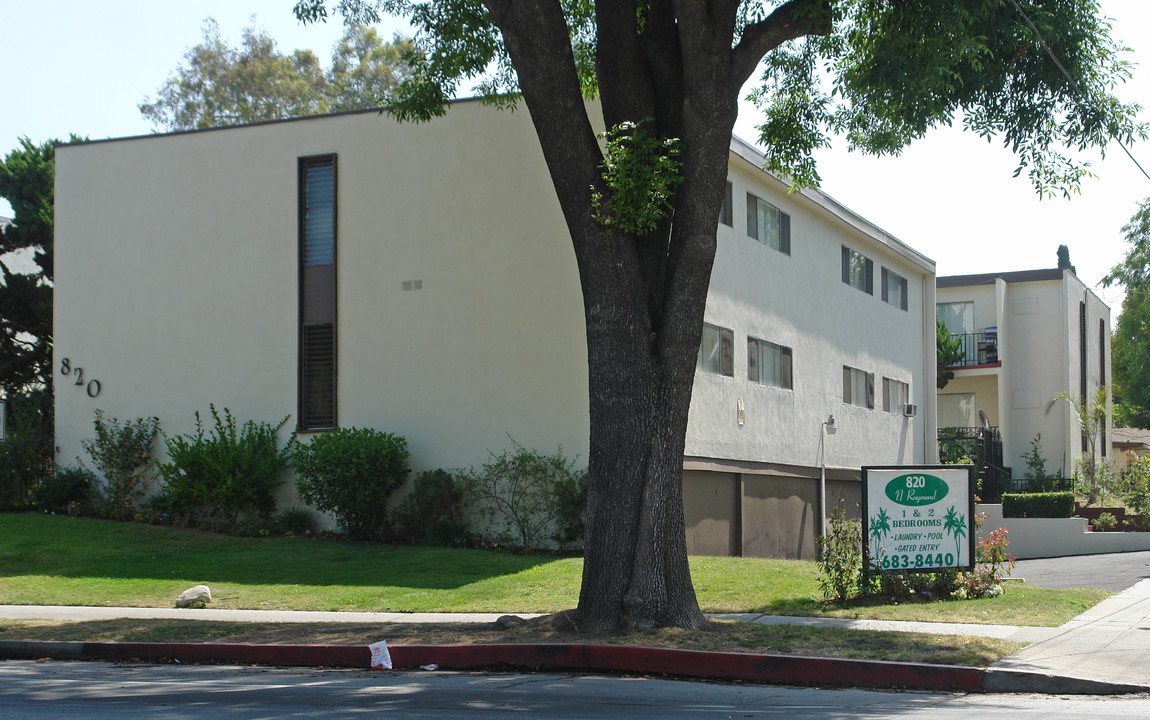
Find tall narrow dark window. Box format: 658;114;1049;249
1100;318;1107;386
299;155;337;431
1080;301;1087;453
1100;318;1107;457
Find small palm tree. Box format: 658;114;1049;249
943;505;967;562
1046;386;1109;503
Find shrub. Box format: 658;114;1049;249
955;527;1015;599
275;506;318;536
154;407;295;526
81;411;160;520
815;502;862;602
459;437;586;548
1001;491;1074;518
1022;433;1048;480
0;390;53;511
550;467;589;549
392;469;468;546
293;427;410;541
937;427;976;465
33;465;96;515
1121;457;1150;516
1093;512;1118;532
1073;456;1121;506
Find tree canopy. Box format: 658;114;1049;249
0;138;66;507
292;0;1143;633
139;18;415;130
0;137;61;396
1103;197;1150;429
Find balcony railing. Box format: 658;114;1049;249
946;331;998;368
938;425;1012;502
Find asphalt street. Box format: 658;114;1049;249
2;662;1148;719
1012;549;1150;590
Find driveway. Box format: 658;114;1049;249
1012;550;1150;590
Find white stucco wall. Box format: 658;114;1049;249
54;101;591;478
685;149;935;472
938;270;1111;477
55;101;938;494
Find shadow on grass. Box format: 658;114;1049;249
0;513;566;590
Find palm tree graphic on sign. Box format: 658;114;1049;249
869;507;891;560
943;505;967;562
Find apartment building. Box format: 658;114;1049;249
54;99;937;559
937;269;1111;485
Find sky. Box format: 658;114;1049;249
2;1;1149;312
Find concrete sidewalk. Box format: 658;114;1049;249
3;583;1150;693
0;604;1052;642
991;578;1150;687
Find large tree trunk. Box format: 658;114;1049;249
482;0;820;634
575;302;708;632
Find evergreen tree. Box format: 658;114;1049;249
0;137;69;508
1057;244;1076;274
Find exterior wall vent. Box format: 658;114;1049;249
903;403;918;418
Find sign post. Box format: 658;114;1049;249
862;466;976;572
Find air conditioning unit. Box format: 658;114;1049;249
903;403;919;418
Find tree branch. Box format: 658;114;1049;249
730;0;831;88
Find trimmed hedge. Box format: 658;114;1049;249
1001;491;1075;519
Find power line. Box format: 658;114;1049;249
1009;0;1150;184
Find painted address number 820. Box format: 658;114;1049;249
60;358;101;398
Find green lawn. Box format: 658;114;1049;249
0;513;1108;626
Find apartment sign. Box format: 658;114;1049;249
862;466;975;572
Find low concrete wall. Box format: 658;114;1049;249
978;504;1150;559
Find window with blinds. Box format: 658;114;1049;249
746;192;790;254
697;323;734;377
882;377;909;413
882;267;908;310
747;337;793;389
843;365;875;409
299;155;337;431
842;245;873;295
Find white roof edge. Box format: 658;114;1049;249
729;135;936;275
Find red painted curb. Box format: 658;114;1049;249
50;641;983;691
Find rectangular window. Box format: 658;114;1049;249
747;337;793;389
746;192;790;254
720;181;733;227
938;392;976;428
1100;317;1107;457
1080;301;1088;453
697;323;734;377
881;268;908;310
299;154;338;431
883;377;909;413
937;301;973;335
841;246;873;295
1100;318;1107;386
843;365;874;409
